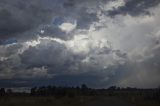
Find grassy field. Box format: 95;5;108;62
0;95;159;106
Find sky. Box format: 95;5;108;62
0;0;160;89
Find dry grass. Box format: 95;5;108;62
0;95;159;106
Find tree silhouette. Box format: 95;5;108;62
30;87;36;96
6;89;12;94
0;88;5;96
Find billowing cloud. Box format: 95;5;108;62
108;0;160;16
0;0;160;89
0;0;106;41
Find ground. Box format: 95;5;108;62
0;95;159;106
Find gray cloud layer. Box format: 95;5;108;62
0;0;160;88
108;0;160;16
0;0;108;41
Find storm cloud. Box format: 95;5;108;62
108;0;160;16
0;0;160;89
0;0;107;41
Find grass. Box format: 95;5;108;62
0;95;159;106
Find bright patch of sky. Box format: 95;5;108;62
101;0;125;11
58;21;77;33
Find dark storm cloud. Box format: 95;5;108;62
0;0;112;88
0;0;108;41
1;40;160;88
46;73;108;87
108;0;160;16
39;25;70;40
0;0;160;89
0;73;105;88
20;40;71;69
0;43;22;57
61;0;112;29
0;0;55;40
113;50;127;58
16;38;129;87
19;39;88;75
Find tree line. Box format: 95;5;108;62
30;84;95;97
0;85;160;100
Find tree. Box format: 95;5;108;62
30;87;37;96
0;88;5;96
81;84;88;90
81;84;88;95
6;89;12;94
108;86;117;90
